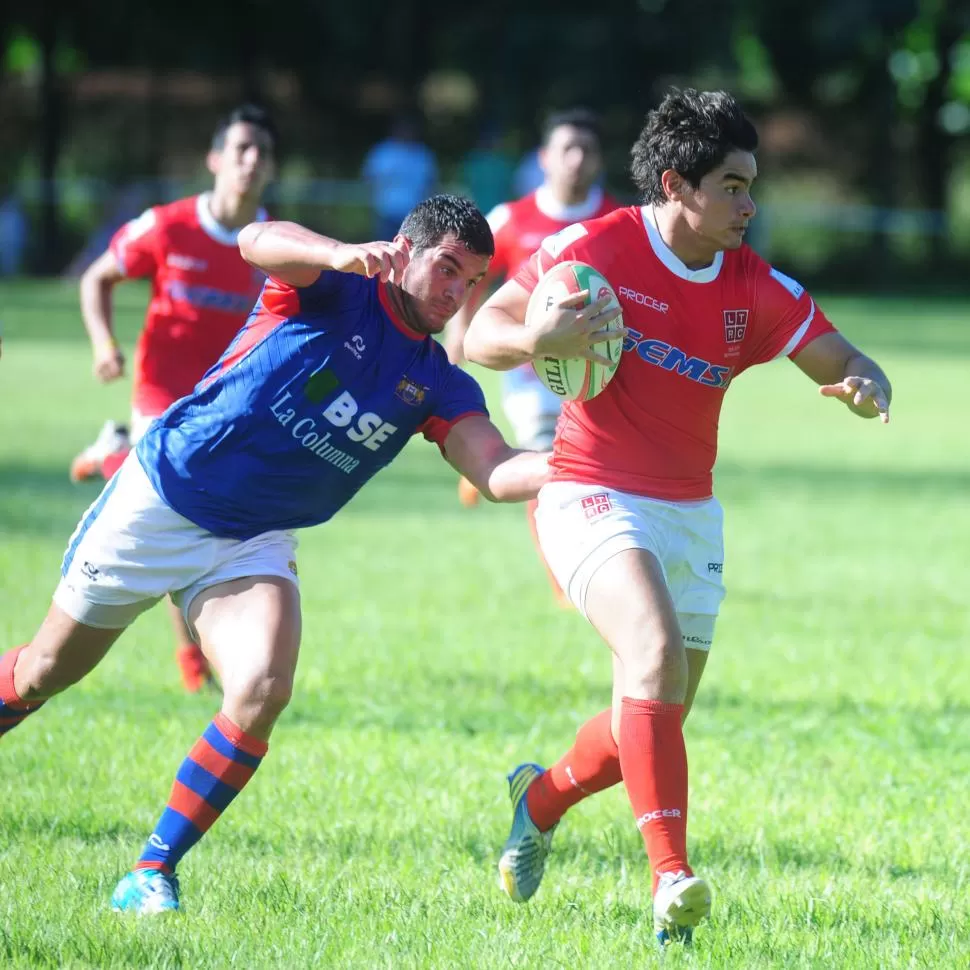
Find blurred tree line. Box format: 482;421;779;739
0;0;968;282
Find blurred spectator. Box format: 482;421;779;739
461;128;514;214
0;197;28;276
362;117;439;240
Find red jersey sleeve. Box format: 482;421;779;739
512;222;594;293
485;203;513;280
109;208;162;279
744;265;836;368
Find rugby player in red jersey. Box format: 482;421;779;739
465;88;891;946
446;109;619;604
71;104;277;692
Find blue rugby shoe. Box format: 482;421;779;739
111;869;180;914
497;762;557;902
653;870;711;946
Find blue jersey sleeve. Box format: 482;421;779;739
419;364;489;449
296;269;363;313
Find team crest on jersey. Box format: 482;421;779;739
395;375;428;406
723;309;749;343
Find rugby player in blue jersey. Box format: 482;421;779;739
0;195;590;915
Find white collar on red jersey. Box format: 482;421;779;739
196;193;269;246
641;205;724;283
534;184;604;222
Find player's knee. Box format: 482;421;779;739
232;672;294;721
17;645;85;699
617;632;688;700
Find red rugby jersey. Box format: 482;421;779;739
110;193;267;414
514;205;836;500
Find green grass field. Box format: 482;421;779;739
0;280;968;968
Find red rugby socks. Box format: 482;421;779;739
618;697;691;891
526;708;622;831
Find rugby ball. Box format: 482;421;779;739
526;261;624;401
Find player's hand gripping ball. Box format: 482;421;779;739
526;261;624;401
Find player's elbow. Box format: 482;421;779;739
80;252;117;295
237;222;266;264
79;263;96;299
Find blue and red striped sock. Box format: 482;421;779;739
0;647;46;738
136;712;268;874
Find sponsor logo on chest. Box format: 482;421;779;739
165;280;255;315
269;380;402;475
617;286;669;314
623;328;733;389
166;253;208;272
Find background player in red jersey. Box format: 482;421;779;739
445;109;618;604
70;104;277;692
465;88;891;946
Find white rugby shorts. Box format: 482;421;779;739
129;407;157;444
535;482;725;650
501;367;563;451
55;455;299;630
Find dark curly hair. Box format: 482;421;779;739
398;195;494;257
631;88;758;205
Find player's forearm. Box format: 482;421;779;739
844;352;892;418
481;447;551;503
464;308;538;371
79;269;117;349
238;221;345;277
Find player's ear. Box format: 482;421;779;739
206;149;222;178
537;146;550;176
660;168;686;202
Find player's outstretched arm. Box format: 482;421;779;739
238;221;410;289
441;415;550;503
465;277;621;371
79;249;126;383
793;331;892;424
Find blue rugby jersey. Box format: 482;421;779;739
136;270;487;539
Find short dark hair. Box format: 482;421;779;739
541;107;602;146
212;104;279;155
399;195;494;257
630;88;758;205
